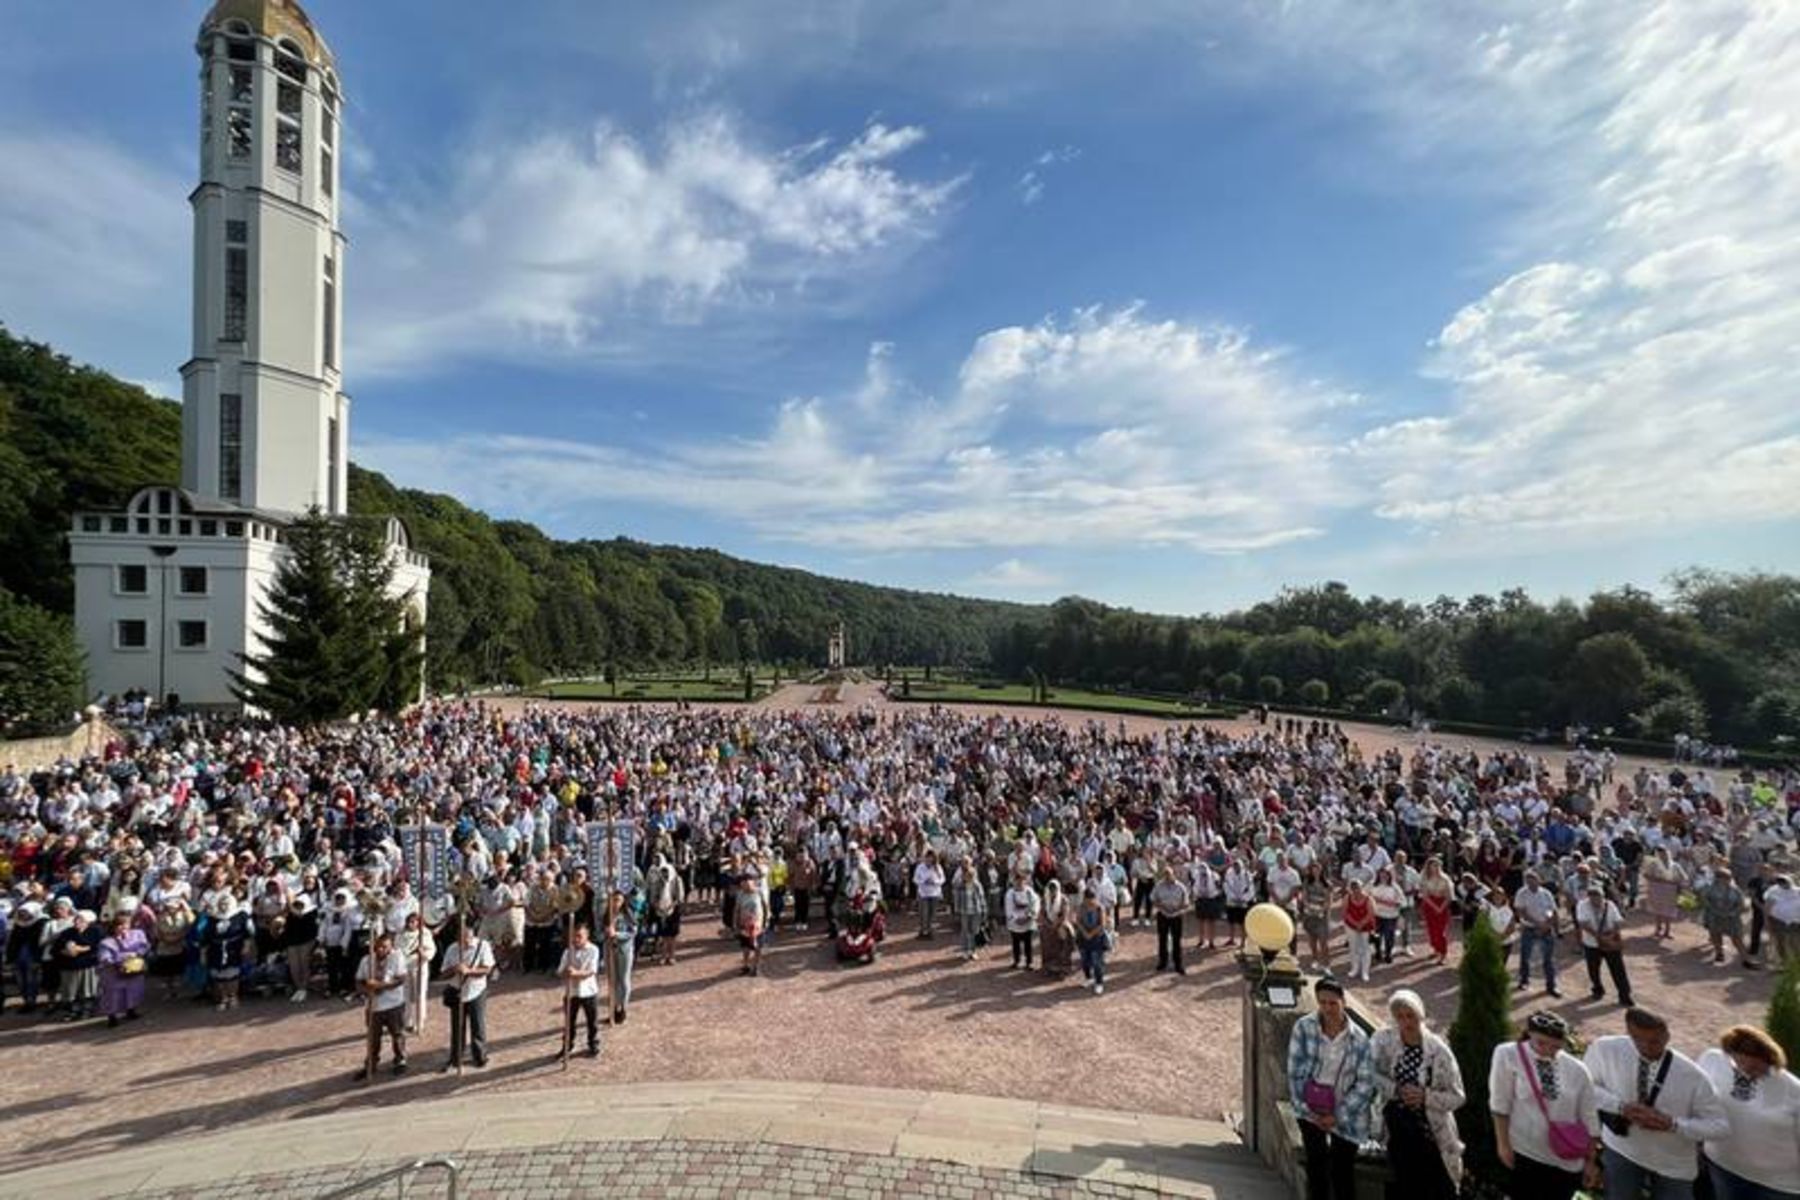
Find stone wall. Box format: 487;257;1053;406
0;718;119;771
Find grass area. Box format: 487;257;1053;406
539;676;775;702
893;679;1233;718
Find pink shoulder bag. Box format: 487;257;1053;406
1517;1042;1591;1163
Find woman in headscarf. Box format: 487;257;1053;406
397;908;436;1035
1488;1011;1601;1200
648;855;686;965
51;908;101;1021
97;911;150;1027
206;893;252;1012
285;893;318;1001
1040;879;1074;978
1370;989;1464;1200
320;887;362;999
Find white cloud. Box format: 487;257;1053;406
1016;144;1080;205
364;305;1349;556
1314;1;1800;543
966;558;1061;590
0;132;187;379
349;114;959;376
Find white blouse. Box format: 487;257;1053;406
1489;1042;1600;1169
1698;1049;1800;1193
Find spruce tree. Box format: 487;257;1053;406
1768;956;1800;1069
1448;912;1513;1183
233;510;420;723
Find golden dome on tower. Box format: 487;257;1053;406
201;0;334;67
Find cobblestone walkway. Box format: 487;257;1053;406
142;1141;1164;1200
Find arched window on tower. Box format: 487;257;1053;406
225;43;254;160
274;42;307;176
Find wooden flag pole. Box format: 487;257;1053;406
603;798;618;1025
559;904;575;1070
412;803;428;1047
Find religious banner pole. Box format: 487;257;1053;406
412;800;428;1046
450;870;481;1079
559;899;575;1070
604;796;618;1026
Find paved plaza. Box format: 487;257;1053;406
5;1082;1281;1200
0;690;1773;1197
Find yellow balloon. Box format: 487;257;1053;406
1244;903;1295;953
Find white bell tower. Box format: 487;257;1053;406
66;0;430;710
185;0;347;516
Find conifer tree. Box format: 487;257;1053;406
1448;912;1513;1182
1768;956;1800;1069
233;510;420;723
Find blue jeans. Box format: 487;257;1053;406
1707;1159;1800;1200
1519;927;1557;990
1079;939;1107;986
1604;1147;1693;1200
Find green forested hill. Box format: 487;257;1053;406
0;325;1034;690
0;329;182;613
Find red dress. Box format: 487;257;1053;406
1419;881;1454;957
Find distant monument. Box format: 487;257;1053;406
826;622;847;670
66;0;429;708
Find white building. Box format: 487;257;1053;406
68;0;428;708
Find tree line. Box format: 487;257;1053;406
988;581;1800;747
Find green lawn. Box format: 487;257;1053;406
892;680;1232;718
540;677;773;702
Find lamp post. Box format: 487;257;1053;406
1239;902;1305;1166
150;545;178;705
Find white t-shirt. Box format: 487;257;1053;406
442;937;495;1001
356;951;407;1013
559;943;600;999
913;862;945;900
1574;899;1624;950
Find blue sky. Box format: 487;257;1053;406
3;2;1797;614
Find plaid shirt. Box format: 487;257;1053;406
1287;1012;1378;1143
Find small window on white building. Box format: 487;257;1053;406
219;393;243;501
177;620;209;650
178;566;209;595
116;620;148;650
117;564;148;594
223;248;248;341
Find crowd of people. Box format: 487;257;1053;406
0;701;1796;1085
1290;983;1800;1200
